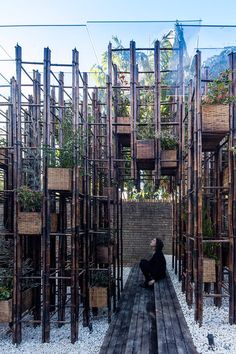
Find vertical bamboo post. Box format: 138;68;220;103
42;47;51;343
228;52;236;323
186;80;193;306
71;48;79;342
12;75;22;344
154;40;161;188
82;72;90;327
130;41;137;182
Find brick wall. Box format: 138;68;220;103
122;201;172;265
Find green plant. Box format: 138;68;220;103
18;186;43;212
96;233;113;246
202;205;219;261
116;93;130;117
202;69;236;105
0;138;6;147
159;130;178;150
91;270;109;287
0;238;36;300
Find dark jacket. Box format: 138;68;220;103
149;249;166;280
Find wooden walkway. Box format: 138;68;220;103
100;266;197;354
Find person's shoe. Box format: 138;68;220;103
148;279;155;287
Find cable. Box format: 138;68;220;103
0;24;86;28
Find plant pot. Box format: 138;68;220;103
222;167;229;188
161;150;177;169
0;148;6;165
201;104;229;151
18;212;42;235
89;287;107;308
137;139;155;160
48;168;72;191
50;213;58;233
203;258;216;283
0;288;33;323
114;117;131;135
103;187;115;200
202;104;229;133
96;245;113;263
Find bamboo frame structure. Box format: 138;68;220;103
0;44;122;344
1;25;236;345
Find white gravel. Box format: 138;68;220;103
166;255;235;354
5;259;235;354
0;267;131;354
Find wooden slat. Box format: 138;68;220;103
154;274;197;354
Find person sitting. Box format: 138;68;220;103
139;237;166;288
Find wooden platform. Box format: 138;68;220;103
100;266;197;354
154;275;197;354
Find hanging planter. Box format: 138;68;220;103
161;150;177;169
18;186;43;235
0;288;33;323
202;104;229;134
47;167;72;191
137;139;154;160
203;258;216;283
89;287;108;308
222;166;229;188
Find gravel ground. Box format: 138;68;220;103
3;260;235;354
166;255;235;354
0;267;131;354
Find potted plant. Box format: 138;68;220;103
89;270;112;308
18;186;43;235
160;130;178;169
201;70;235;137
96;233;114;264
46;107;82;192
0;138;7;165
114;93;131;141
202;207;217;283
0;238;34;322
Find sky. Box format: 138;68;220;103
1;0;236;84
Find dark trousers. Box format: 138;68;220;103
139;259;153;283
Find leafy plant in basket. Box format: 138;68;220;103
18;186;43;212
115;92;130;117
96;233;114;246
202;69;236;105
202;205;219;262
0;238;36;300
159;130;178;150
91;270;110;287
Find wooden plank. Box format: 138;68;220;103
99;266;138;354
166;276;197;354
158;279;178;353
162;277;188;354
155;280;169;354
123;278;142;353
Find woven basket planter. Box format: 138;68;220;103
103;187;115;200
223;167;229;188
203;258;216;283
0;288;33;323
114;117;130;135
202;104;229;134
18;212;42;235
50;213;58;233
161;150;177;169
137;139;155;160
48;168;72;191
96;245;113;264
0;148;6;165
89;287;107;308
